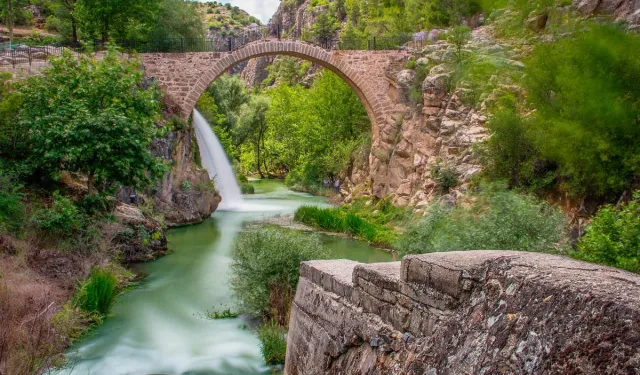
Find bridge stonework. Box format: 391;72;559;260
141;40;410;196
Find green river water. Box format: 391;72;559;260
61;180;392;375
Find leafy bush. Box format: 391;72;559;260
523;24;640;199
75;268;118;315
574;196;640;273
240;183;255;194
258;321;288;365
0;174;25;234
431;163;460;194
31;191;83;236
395;186;566;257
79;194;114;216
230;228;326;322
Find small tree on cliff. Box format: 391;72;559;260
20;48;166;194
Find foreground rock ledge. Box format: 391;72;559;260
285;251;640;375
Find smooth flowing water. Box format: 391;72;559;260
61;180;393;375
193;109;244;210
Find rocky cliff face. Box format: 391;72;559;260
342;29;506;209
150;122;221;227
574;0;640;28
285;251;640;375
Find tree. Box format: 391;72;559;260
236;97;270;177
447;25;472;61
76;0;158;42
206;75;249;136
312;13;338;41
1;0;29;44
146;0;205;40
49;0;80;44
19;48;166;194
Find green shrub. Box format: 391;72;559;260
230;228;326;320
240;183;255;194
79;194;114;216
524;24;640;199
395;185;566;257
76;268;118;315
258;321;287;365
574;196;640;273
31;191;83;236
0;174;25;234
431;163;460;194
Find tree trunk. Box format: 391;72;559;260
7;0;14;45
87;171;95;195
71;18;78;44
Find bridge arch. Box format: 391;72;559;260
141;39;408;138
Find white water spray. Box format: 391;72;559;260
193;109;244;210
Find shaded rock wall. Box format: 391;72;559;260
285;251;640;375
150;122;221;227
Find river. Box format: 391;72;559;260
60;180;392;375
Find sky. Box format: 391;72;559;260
201;0;281;24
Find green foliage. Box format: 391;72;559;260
447;25;472;60
19;48;166;194
258;321;287;365
395;185;567;257
522;24;640;199
265;71;370;189
205;307;239;319
294;205;346;232
264;56;313;87
146;0;206;40
31;191;82;236
312;13;338;40
477;95;549;189
0;73;25;158
431;163;460;194
0;174;25;234
230;227;326;318
240;183;255;194
294;205;397;246
75;268;118;315
574;196;640;273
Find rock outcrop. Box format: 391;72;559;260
151;123;221;227
285;251;640;375
573;0;640;28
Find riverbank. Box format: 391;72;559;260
57;180;391;374
0;193;173;373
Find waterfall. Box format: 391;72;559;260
193;109;244;210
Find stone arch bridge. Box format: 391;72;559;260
140;39;410;153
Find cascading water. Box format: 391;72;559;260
193;109;244;210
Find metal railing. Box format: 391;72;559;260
0;25;427;67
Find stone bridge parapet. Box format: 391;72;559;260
285;251;640;374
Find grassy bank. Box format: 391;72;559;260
293;198;413;248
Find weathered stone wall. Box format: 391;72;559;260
285;251;640;375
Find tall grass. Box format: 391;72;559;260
293;205;397;247
76;268;118;315
258;321;287;365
